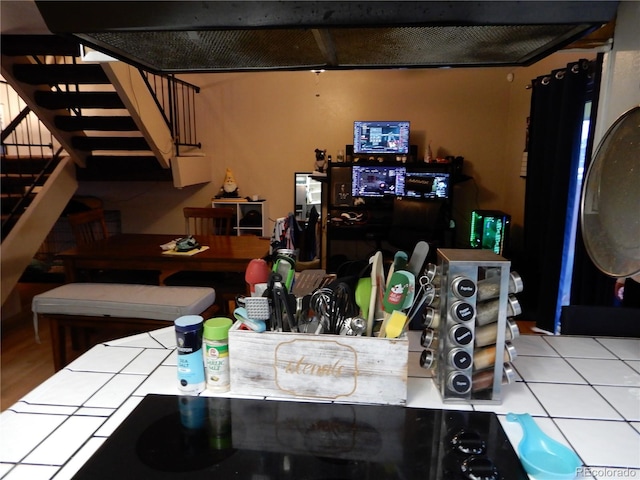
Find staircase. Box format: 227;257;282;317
2;34;175;182
1;34;203;308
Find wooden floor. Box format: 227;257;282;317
1;282;540;411
1;283;60;411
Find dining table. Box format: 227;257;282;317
56;233;271;283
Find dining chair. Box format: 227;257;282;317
184;207;234;236
164;206;242;313
66;208;160;285
67;208;109;246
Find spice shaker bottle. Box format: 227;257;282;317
203;317;233;392
475;319;520;347
476;271;523;302
473;341;517;370
175;315;206;394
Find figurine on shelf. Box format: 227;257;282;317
314;148;327;173
219;168;241;198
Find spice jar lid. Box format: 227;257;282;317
420;349;435;369
507;295;522;317
424;263;438;282
421;328;436;348
422;307;435;328
502;362;516;384
504;341;517;361
506;319;520;340
509;271;524;294
204;317;233;340
174;315;203;332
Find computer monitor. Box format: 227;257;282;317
470;210;511;256
352;165;406;198
353;121;410;155
404;170;451;200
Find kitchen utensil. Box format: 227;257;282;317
379;270;412;337
383;271;412;314
355;277;372;320
367;251;384;336
386;250;408;288
407;275;436;328
507;413;581;479
399;270;415;310
233;307;267;332
407;241;430;277
244;296;270;320
339;316;367;336
245;258;271;294
383;311;408;338
581;105;640;279
272;252;296;291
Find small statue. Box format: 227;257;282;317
219;167;240;197
314;148;327;173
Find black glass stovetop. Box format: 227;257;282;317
73;394;527;480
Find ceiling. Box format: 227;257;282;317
22;1;620;73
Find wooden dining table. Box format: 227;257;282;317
57;233;271;283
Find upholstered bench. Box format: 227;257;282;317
32;283;217;371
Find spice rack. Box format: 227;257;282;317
430;249;523;404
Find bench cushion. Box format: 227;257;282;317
32;283;216;321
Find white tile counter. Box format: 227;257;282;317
1;329;639;480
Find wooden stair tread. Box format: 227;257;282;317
12;64;110;85
54;116;139;132
0;35;80;57
71;136;150;151
34;91;125;110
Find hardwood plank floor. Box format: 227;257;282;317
1;283;59;411
1;282;541;412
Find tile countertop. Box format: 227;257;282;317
1;329;639;480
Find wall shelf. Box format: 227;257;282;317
212;200;269;237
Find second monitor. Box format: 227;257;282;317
352;164;406;198
404;169;451;200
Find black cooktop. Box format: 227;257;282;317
73;395;527;480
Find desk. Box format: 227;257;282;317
1;331;638;479
57;234;271;283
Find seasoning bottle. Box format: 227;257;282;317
421;328;437;348
203;317;233;392
473;341;517;370
423;306;440;329
472;362;515;393
475;319;520;347
175;315;206;394
420;348;436;369
475;294;522;326
476;271;523;302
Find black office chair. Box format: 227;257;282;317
387;198;448;263
560;305;640;337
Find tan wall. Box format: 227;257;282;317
77;51;590;251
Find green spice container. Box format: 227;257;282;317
203;317;233;392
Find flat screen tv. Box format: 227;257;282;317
352;165;406;198
404;170;451;200
470;210;511;256
353;121;410;155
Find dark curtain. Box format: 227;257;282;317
521;58;613;332
569;67;618;312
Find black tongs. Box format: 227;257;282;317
267;272;297;332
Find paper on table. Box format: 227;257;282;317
161;246;210;256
